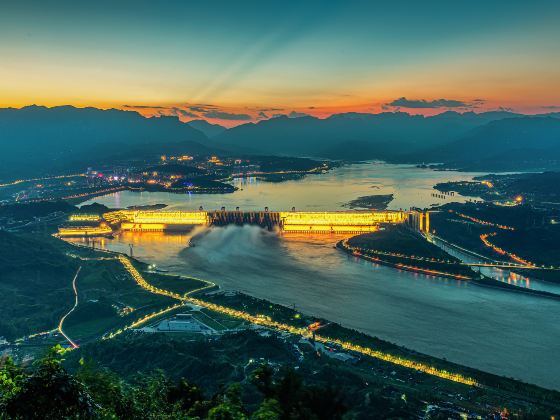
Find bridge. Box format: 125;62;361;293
103;209;411;234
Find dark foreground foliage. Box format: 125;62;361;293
0;346;349;419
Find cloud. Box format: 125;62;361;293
257;111;269;120
270;111;310;119
385;97;472;109
123;104;167;109
496;106;514;112
204;111;252;120
171;108;198;118
188;106;210;113
184;103;221;113
541;105;560;110
288;111;309;118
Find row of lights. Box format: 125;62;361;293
480;233;536;268
343;241;458;265
451;210;515;231
340;240;472;280
24;186;126;204
114;255;479;387
0;173;85;188
348;249;472;281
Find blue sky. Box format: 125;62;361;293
1;0;559;124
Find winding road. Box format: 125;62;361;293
58;266;82;349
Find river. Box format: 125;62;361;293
77;163;560;389
83;162;483;211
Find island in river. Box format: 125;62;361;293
343;193;394;210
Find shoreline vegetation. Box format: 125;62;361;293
342;193;394;210
0;155;341;206
430;203;560;284
340;225;560;299
343;225;474;279
434;171;560;207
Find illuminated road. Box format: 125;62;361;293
0;173;84;188
57;266;82;349
112;254;478;387
428;234;557;270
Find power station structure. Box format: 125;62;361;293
58;208;431;236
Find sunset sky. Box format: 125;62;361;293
1;0;559;126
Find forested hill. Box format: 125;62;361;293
213;111;521;159
213;112;560;170
0;105;209;179
426;117;560;171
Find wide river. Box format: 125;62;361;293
80;163;560;389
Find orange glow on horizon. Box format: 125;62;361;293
1;99;556;129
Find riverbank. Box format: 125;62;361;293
79;243;560;417
82;224;560;389
341;225;475;280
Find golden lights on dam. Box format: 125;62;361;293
279;211;406;233
59;209;424;237
99;209;409;234
58;225;113;237
108;253;478;387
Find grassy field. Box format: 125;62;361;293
0;230;213;345
0;231;79;340
62;259;179;342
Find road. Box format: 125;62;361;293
57;266;82;349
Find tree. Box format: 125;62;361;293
76;359;132;418
3;346;97;419
208;383;247;420
0;356;25;403
250;364;275;399
167;378;205;413
251;399;282;420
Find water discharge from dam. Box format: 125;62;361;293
85;225;560;390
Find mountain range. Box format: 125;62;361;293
1;105;559;180
423;117;560;170
187;119;226;138
213;111;560;170
0;105;209;179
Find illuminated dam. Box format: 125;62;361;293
98;209;412;234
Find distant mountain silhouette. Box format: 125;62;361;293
187;119;226;138
3;106;559;180
426;117;560;170
0;105;209;179
214;111;560;170
214;111;522;160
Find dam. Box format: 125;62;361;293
101;209;411;234
58;209;432;237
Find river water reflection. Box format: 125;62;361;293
78;163;559;389
83;162;483;211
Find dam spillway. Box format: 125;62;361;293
104;209;410;234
